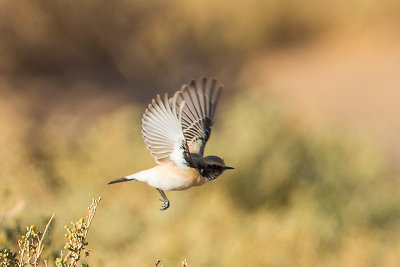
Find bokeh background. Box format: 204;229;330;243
1;0;400;266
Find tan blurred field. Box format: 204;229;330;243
1;0;400;266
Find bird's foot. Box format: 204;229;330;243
156;188;170;211
159;198;170;211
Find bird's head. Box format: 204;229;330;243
198;155;234;181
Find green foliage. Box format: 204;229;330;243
56;198;101;267
0;248;18;267
0;214;53;267
17;222;49;267
0;199;100;267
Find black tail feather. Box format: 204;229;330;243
108;177;133;185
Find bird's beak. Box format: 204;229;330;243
223;166;234;170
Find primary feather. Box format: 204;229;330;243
177;78;222;155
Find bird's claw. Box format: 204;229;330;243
159;199;170;211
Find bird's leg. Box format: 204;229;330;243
157;189;170;211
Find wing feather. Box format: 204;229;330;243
142;92;188;166
176;78;222;155
141;78;222;165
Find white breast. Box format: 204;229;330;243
127;164;205;191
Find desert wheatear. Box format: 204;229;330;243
108;78;233;210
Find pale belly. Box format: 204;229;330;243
134;164;206;191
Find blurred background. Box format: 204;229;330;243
1;0;400;266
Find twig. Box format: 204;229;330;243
34;213;55;266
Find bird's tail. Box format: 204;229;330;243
108;177;136;185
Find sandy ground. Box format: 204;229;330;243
247;28;400;165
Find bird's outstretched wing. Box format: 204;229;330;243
176;78;222;155
142;92;191;167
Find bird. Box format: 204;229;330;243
108;78;234;210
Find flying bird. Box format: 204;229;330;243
108;78;233;210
